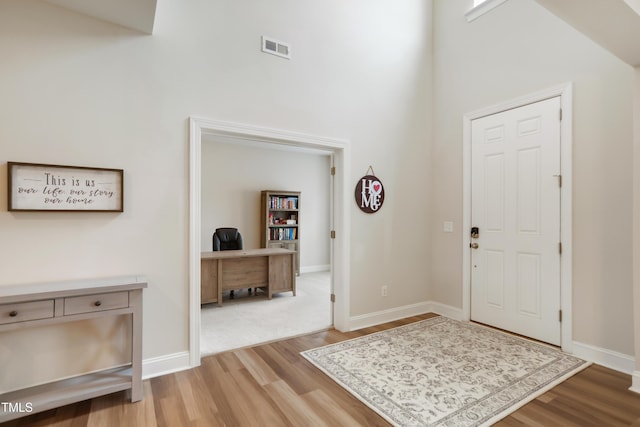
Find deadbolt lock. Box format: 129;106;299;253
471;227;479;239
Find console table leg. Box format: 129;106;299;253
130;289;143;402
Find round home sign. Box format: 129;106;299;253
355;174;385;213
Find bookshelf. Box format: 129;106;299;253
261;190;300;275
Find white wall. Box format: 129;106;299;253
201;141;330;270
432;0;635;356
0;0;433;390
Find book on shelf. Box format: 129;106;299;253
269;196;298;210
269;227;297;241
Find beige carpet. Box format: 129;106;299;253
302;316;590;427
200;271;331;355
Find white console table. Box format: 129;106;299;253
0;276;146;422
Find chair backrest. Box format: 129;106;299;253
212;227;243;251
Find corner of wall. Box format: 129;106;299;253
348;301;464;331
634;66;640;383
142;351;191;380
572;341;636;375
631;370;640;394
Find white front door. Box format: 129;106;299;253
470;96;562;345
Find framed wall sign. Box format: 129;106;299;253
8;162;123;212
355;173;385;214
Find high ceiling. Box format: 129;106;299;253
40;0;640;67
534;0;640;66
42;0;157;34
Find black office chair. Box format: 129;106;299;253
212;227;246;298
212;227;243;251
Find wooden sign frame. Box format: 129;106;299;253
355;174;385;214
7;162;123;212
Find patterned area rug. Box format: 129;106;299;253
301;317;590;426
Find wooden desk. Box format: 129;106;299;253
201;248;296;306
0;276;146;422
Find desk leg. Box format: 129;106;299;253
267;255;273;300
217;259;223;307
130;289;143;402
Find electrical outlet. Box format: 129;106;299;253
381;285;388;297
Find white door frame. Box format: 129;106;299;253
462;83;573;352
188;116;351;367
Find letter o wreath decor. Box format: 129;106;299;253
355;174;384;213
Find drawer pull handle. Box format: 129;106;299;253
94;301;102;307
9;310;18;317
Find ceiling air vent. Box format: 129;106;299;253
261;36;291;60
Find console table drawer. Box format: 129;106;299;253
64;291;129;315
0;300;54;325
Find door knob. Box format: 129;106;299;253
470;243;479;249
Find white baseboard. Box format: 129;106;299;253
300;264;330;274
572;341;636;375
428;301;464;321
348;301;462;331
631;370;640;394
142;351;191;380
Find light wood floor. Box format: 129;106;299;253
5;313;640;426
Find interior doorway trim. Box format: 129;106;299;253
188;116;351;367
462;83;573;352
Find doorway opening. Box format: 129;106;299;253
200;140;331;355
462;83;573;352
188;117;351;367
